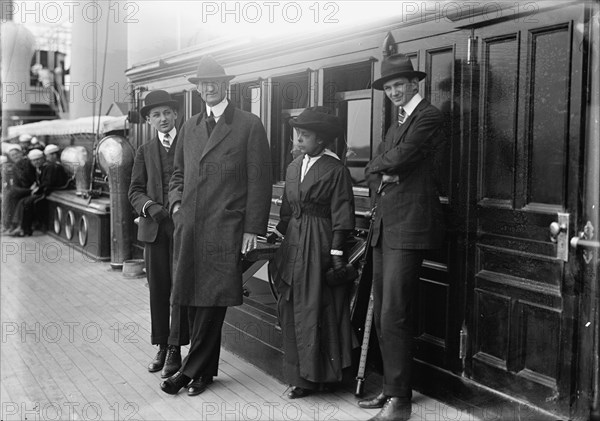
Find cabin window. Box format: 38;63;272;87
190;89;205;117
323;61;373;188
171;92;186;130
231;81;262;118
270;72;310;182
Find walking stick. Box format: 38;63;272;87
355;206;376;397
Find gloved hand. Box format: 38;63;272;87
147;203;169;223
331;254;346;271
266;232;279;244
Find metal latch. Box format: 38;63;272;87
549;212;570;262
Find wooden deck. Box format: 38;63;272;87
0;233;479;421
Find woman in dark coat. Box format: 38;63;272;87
270;107;356;399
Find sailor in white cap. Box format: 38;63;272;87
44;144;60;163
18;134;33;152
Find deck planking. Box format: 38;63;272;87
1;233;477;420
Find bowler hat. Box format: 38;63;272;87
288;107;343;141
188;55;235;85
140;90;179;119
371;54;426;90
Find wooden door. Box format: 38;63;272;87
466;4;586;417
392;31;468;374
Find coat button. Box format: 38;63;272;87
381;192;386;196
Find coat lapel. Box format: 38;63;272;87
189;114;210;162
300;154;336;190
150;136;164;200
392;100;429;146
200;102;235;162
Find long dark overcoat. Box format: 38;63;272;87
271;154;356;383
168;103;272;307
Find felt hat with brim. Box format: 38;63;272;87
140;90;179;119
44;144;60;156
188;55;235;85
19;134;32;143
288;106;343;141
27;149;44;160
371;54;427;90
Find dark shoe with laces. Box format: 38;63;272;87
161;345;181;378
287;386;313;399
148;345;167;373
367;397;411;421
187;376;213;396
160;371;191;395
358;392;388;409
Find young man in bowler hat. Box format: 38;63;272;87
161;56;271;396
129;90;189;379
359;54;446;421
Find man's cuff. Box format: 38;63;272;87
141;200;154;217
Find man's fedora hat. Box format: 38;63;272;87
371;54;427;90
188;55;235;85
288;106;343;141
140;90;179;119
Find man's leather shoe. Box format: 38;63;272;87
287;386;313;399
161;346;181;378
148;345;167;373
160;371;191;395
187;376;213;396
358;392;388;409
367;397;411;421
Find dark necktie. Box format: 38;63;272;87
162;133;171;150
206;112;216;136
398;107;407;125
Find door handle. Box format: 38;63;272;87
549;222;567;240
570;221;597;264
549;213;569;262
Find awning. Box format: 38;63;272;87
7;115;128;138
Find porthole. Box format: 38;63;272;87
53;207;63;235
78;215;88;246
65;211;75;240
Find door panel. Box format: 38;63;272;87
469;5;585;416
392;32;466;373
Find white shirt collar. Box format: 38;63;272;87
300;149;339;182
206;97;228;121
402;93;423;116
158;127;177;143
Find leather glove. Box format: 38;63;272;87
147;203;169;223
266;232;279;244
331;254;346;271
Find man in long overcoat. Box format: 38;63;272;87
359;54;446;421
161;56;272;396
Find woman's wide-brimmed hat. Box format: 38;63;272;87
140;90;179;119
288;106;343;141
371;54;427;90
187;55;235;85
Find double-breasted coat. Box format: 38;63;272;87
168;103;272;307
